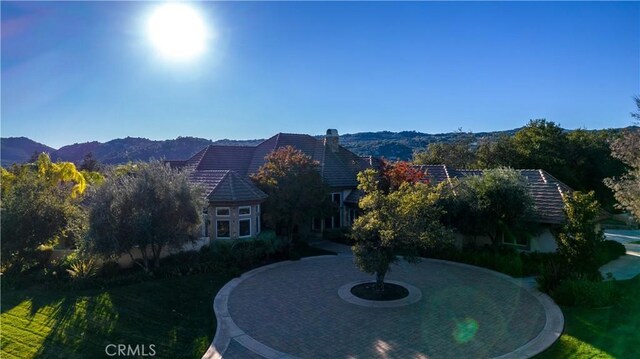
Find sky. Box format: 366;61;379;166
1;1;639;149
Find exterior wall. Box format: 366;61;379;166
209;203;262;241
453;227;558;253
529;227;558;253
313;189;353;231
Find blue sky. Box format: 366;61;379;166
2;1;638;149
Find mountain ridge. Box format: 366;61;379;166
0;127;629;167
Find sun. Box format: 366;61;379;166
146;3;209;61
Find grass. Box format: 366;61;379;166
1;272;229;359
1;244;334;359
536;275;640;358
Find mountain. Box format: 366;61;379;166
0;136;264;167
51;141;101;163
334;129;520;160
0;127;624;166
1;137;56;167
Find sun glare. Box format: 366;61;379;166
146;3;209;61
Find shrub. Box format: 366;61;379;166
552;278;616;308
35;245;54;266
323;228;353;245
596;240;626;266
66;257;98;279
536;259;568;294
97;261;121;278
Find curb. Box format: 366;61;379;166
204;256;564;359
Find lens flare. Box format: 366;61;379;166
453;317;479;343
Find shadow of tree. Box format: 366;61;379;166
2;272;230;359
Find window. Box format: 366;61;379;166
239;206;251;216
502;232;529;248
239;219;251;237
349;209;356;225
216;220;230;238
331;192;342;205
216;207;230;216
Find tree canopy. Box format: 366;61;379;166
251;146;332;241
1;153;100;266
605;97;640;220
556;191;605;279
440;168;534;247
351;168;452;291
85;161;203;271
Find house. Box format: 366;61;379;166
168;129;374;241
414;165;572;252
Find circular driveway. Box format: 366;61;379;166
206;255;563;359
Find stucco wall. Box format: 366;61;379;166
529;228;558;253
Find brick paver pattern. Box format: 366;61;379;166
228;256;546;358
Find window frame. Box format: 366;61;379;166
238;206;251;216
216;207;230;217
238;218;251;238
216;220;231;239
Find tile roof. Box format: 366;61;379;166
413;165;572;224
171;132;373;189
188;170;267;204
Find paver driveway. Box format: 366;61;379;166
207;255;561;359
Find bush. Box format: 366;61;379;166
536;259;568;294
35;245;54;267
596;240;626;266
552;278;616;308
97;261;121;278
66;257;98;279
423;245;555;278
324;228;353;245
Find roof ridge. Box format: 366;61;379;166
538;169;548;184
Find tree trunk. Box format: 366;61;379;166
375;271;386;292
152;244;163;269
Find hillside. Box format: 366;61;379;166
0;137;56;167
0;127;623;166
335;129;520;160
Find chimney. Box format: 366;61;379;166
324;129;339;153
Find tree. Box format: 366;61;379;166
351;169;452;291
566;129;626;211
510;120;571;180
85;161;203;272
475;135;517;169
441;168;534;247
1;153;95;266
414;132;477;169
79;152;101;172
604;97;640;220
251;146;332;241
379;160;425;193
556;191;604;279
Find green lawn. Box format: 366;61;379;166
1;243;334;359
536;275;640;358
2;254;637;358
1;272;229;358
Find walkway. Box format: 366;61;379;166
600;230;640;280
204;255;563;359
